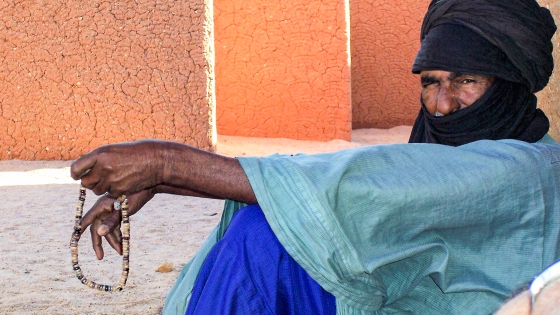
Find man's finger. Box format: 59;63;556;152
104;229;123;255
70;153;97;180
81;174;103;194
90;221;105;260
81;197;114;233
90;179;110;196
98;210;121;236
99;209;122;255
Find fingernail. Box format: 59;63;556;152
97;225;110;236
79;168;91;179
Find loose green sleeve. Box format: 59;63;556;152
238;139;560;314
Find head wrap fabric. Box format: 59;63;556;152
418;0;556;93
412;24;526;86
409;0;554;146
408;79;550;145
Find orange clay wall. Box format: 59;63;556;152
350;0;428;129
213;0;428;137
0;0;215;160
214;0;352;141
2;1;559;161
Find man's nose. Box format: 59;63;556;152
436;85;459;116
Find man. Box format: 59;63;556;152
71;0;560;314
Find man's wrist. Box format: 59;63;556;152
154;140;186;187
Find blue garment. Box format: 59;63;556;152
185;204;336;315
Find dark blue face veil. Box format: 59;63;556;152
408;0;555;146
410;77;549;146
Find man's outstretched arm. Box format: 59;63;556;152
70;139;257;204
70;140;257;259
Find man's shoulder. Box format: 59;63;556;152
537;134;559;146
490;135;560;166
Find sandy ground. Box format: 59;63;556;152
0;126;411;315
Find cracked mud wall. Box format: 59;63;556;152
0;0;215;160
3;0;559;160
536;0;560;141
350;0;428;129
214;0;352;141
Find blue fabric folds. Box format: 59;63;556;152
185;204;336;315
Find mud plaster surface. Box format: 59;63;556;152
0;127;410;314
0;0;215;161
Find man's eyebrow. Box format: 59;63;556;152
420;75;438;85
421;72;462;85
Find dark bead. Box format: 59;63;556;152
105;285;109;291
81;278;87;284
78;275;83;280
73;266;80;270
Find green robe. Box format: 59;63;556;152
164;136;560;315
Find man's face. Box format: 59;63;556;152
420;70;495;116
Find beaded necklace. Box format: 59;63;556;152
70;185;130;292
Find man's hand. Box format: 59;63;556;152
71;139;257;203
81;189;155;260
71;139;258;260
70;140;165;197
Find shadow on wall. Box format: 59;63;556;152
214;0;428;140
350;0;428;129
214;0;352;141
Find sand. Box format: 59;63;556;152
0;126;411;315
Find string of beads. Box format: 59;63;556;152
70;185;130;292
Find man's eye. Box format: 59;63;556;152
421;81;437;88
461;79;475;84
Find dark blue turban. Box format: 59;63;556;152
409;0;555;146
413;0;556;93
